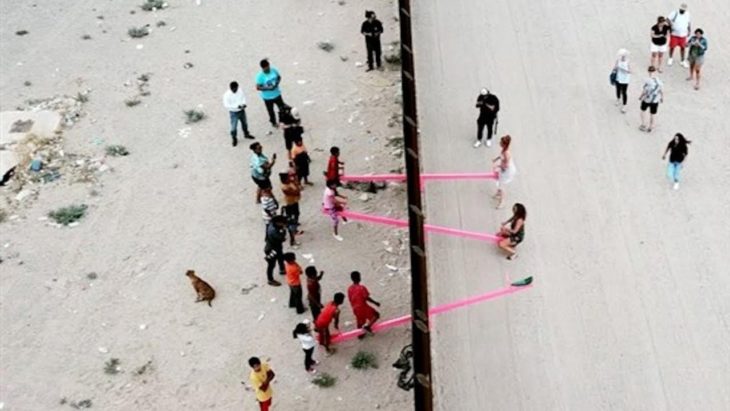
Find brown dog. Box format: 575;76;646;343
185;270;215;307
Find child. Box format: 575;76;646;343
283;252;306;314
260;187;279;227
347;271;381;339
322;179;348;241
279;172;302;247
315;292;345;354
248;357;275;411
291;138;312;186
324;146;345;186
292;322;318;373
305;266;324;322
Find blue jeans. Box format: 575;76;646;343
229;110;249;139
667;162;682;183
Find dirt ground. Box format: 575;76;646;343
1;1;414;410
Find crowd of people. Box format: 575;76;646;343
222;10;389;411
611;2;699;189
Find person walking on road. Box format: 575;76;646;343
667;3;691;68
256;59;286;127
650;17;670;72
361;11;384;71
638;66;664;133
474;88;500;148
264;216;287;287
613;49;631;113
662;132;691;190
223;81;254;146
250;142;277;204
347;271;381;339
686;28;708;90
492;135;517;209
292;322;318;374
248;357;275;411
498;203;527;260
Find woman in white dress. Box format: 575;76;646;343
492;135;517;209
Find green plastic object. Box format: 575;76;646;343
511;276;533;287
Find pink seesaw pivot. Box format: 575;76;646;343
339;210;502;243
331;279;533;343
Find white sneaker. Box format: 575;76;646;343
486;139;492;147
333;234;344;241
473;140;482;148
667;58;673;66
673;182;679;190
681;60;689;68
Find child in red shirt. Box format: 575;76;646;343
324;146;344;186
347;271;381;338
315;292;345;354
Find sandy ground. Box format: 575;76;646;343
1;1;414;410
415;0;730;410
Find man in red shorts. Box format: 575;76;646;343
667;3;692;68
347;271;381;339
315;292;345;354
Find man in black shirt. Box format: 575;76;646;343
361;11;384;71
264;216;288;286
474;88;500;148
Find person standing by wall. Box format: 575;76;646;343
247;357;275;411
686;28;708;90
650;17;670;72
256;59;286;127
361;11;384;72
638;66;664;133
667;3;691;68
662;133;691;190
223;81;254;146
474;88;500;148
613;49;631;113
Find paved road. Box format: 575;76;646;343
413;0;730;409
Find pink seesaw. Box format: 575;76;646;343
338;210;502;243
340;172;498;185
331;277;533;343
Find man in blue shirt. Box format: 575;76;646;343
249;142;277;203
255;59;286;128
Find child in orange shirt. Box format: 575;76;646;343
284;252;306;314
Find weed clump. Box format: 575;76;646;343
311;372;336;388
184;109;205;124
105;145;130;157
48;204;87;225
127;26;149;38
104;358;121;375
351;351;378;370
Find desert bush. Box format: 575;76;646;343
104;358;121;375
184;109;205;124
48;204;87;225
311;372;336;388
351;351;378;370
127;26;149;38
140;0;166;11
125;98;141;107
105;145;130;156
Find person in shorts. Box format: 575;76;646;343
667;3;691;67
650;16;670;71
250;142;277;203
638;66;664;133
498;203;526;260
686;28;707;90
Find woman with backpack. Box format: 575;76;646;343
612;49;631;113
662;133;691;190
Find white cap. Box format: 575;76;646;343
617;48;629;57
480;88;488;95
291;107;300;119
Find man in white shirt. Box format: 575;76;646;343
222;81;254;147
667;3;691;68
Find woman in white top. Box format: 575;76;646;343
613;49;631;113
293;322;318;373
492;135;517;209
